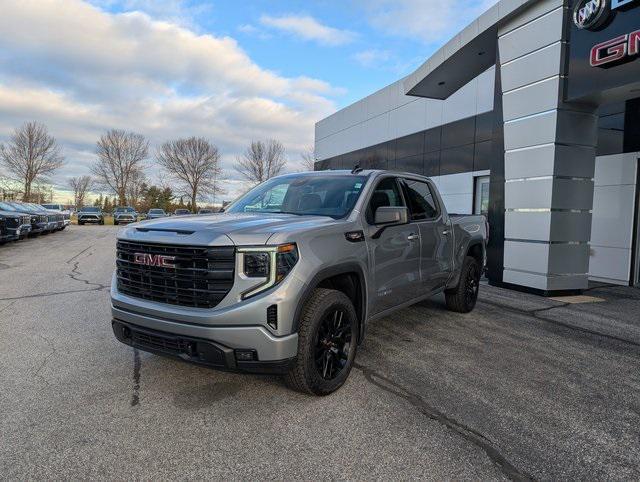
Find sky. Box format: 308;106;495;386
0;0;497;203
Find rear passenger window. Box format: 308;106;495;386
402;179;439;220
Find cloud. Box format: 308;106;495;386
0;0;342;201
353;49;392;68
88;0;212;29
260;14;355;46
361;0;499;44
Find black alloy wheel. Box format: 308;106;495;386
314;309;352;380
445;255;481;313
284;288;358;395
465;261;480;307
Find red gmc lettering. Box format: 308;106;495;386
133;253;176;268
590;30;640;67
630;30;640;56
591;34;628;67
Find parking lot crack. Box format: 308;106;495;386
354;362;534;482
31;333;57;386
478;299;640;349
0;287;105;301
68;260;109;291
130;348;141;407
65;248;109;291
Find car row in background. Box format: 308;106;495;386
0;201;69;244
72;206;222;227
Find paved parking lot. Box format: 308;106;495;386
1;227;639;480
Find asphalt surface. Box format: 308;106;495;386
1;226;639;480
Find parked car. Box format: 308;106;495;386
28;203;64;231
0;201;51;236
113;206;138;225
77;206;104;225
146;208;167;220
41;203;72;227
174;208;191;216
0;204;31;243
111;169;488;395
197;208;215;215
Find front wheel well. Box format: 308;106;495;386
316;272;364;340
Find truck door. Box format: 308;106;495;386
364;176;422;315
400;178;453;292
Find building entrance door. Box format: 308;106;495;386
474;176;490;216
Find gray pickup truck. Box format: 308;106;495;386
111;169;487;395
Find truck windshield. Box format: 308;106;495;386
226;174;368;219
81;207;101;213
149;209;164;214
42;204;60;210
115;207;135;213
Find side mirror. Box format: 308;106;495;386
374;206;408;225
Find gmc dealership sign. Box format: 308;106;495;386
566;0;640;100
591;30;640;66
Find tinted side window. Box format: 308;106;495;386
402;179;438;221
366;177;404;224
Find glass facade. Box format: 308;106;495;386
317;98;640;179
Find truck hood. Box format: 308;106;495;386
129;212;337;245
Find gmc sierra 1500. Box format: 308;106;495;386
111;170;487;395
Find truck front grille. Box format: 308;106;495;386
116;240;235;308
5;218;18;229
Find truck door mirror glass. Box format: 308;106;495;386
374;206;408;225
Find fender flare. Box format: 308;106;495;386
292;262;368;343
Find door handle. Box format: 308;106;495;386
442;230;451;236
407;233;419;241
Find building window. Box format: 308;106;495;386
474;176;490;216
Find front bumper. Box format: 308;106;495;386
112;319;296;374
1;232;18;242
78;216;102;223
29;223;46;235
111;300;298;364
12;225;32;237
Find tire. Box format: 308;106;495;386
445;255;481;313
284;288;358;396
99;219;105;225
112;220;117;226
78;221;84;226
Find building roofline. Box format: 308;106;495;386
403;0;538;99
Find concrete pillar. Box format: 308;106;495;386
498;0;597;292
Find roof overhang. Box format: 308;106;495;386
403;0;536;100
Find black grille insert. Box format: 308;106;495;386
116;240;235;308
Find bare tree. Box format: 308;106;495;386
125;170;146;209
300;146;316;171
157;137;224;210
69;175;93;209
0;122;65;201
235;139;286;185
91;129;148;206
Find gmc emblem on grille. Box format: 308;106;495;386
133;253;176;268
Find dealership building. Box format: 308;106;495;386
315;0;640;293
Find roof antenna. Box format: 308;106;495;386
351;164;363;174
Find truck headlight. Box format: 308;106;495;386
239;243;298;299
243;252;270;278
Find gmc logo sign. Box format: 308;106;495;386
590;30;640;66
133;253;176;268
